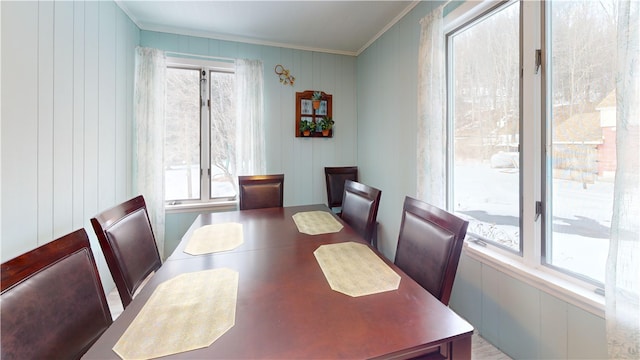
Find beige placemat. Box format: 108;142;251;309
184;223;243;255
314;242;401;297
292;211;344;235
113;268;239;360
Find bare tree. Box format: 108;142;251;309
166;68;200;199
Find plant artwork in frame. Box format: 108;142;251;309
295;90;332;138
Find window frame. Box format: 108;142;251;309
444;0;605;317
164;57;237;212
445;0;524;256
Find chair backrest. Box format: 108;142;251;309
238;174;285;210
1;229;112;360
394;196;469;305
340;180;382;244
91;195;162;309
324;166;358;210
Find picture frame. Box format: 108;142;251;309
295;90;333;137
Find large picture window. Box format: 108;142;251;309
446;0;633;287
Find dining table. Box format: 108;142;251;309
83;204;473;359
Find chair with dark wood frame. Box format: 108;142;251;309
324;166;358;215
91;195;162;309
238;174;285;210
394;196;469;306
1;228;113;359
340;179;382;246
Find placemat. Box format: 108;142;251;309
292;211;344;235
113;268;238;359
184;223;243;255
314;242;401;297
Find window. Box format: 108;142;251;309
449;1;521;253
544;0;618;284
447;0;629;287
164;59;237;205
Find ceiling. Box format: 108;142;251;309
116;1;418;56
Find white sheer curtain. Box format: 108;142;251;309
134;46;166;258
416;4;447;208
234;59;265;177
606;1;639;358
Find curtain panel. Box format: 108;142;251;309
605;1;640;357
416;4;447;208
235;59;266;177
134;46;166;257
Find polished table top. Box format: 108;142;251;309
84;204;473;359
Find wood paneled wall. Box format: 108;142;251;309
1;1;139;293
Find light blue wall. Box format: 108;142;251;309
356;1;607;358
1;1;139;293
450;255;607;358
140;30;359;254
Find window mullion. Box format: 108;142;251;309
200;69;211;200
520;0;543;267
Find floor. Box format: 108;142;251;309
108;288;511;359
472;332;512;360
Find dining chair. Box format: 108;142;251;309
340;179;382;246
91;195;162;309
394;196;469;306
324;166;358;215
238;174;285;210
1;228;112;360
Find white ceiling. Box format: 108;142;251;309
116;1;418;56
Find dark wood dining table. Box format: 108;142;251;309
83;204;473;359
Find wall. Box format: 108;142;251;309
356;2;427;260
1;1;139;293
139;30;359;254
450;254;607;358
356;1;607;358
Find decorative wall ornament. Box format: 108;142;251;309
295;90;333;138
274;64;295;86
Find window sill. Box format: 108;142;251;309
165;200;237;214
463;241;605;318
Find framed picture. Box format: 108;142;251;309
295;90;333;137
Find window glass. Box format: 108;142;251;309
450;1;521;252
165;67;201;201
209;71;236;198
545;0;618;283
